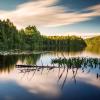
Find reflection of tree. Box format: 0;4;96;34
41;46;85;52
0;55;18;73
61;68;68;89
20;54;41;65
0;54;41;73
58;66;66;83
52;57;100;88
16;56;100;90
52;57;100;70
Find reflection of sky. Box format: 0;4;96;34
0;51;100;99
36;51;100;66
0;65;100;98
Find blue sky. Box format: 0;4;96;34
0;0;100;36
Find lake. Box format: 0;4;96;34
0;50;100;100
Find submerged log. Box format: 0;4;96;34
16;64;57;68
16;65;34;67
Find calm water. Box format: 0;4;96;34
0;50;100;100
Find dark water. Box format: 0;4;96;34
0;50;100;100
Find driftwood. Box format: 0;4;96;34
16;64;57;68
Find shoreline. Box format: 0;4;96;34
0;50;51;56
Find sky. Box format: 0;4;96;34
0;0;100;37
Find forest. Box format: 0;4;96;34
0;19;88;52
85;36;100;54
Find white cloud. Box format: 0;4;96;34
0;0;100;29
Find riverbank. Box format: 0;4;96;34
0;50;51;56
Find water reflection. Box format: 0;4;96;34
52;57;100;88
0;54;41;73
0;51;100;100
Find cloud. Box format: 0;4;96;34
86;4;100;12
0;0;100;29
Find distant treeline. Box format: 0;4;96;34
85;36;100;54
42;36;86;51
0;19;87;51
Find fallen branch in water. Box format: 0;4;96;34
16;64;57;69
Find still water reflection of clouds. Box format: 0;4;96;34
0;51;100;100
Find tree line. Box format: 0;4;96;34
85;36;100;54
0;19;42;51
42;36;86;51
0;19;87;51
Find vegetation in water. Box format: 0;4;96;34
0;54;100;84
52;57;100;71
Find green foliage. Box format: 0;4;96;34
52;57;100;69
85;36;100;54
42;36;87;51
0;19;20;50
24;26;42;50
0;19;41;51
0;19;86;52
